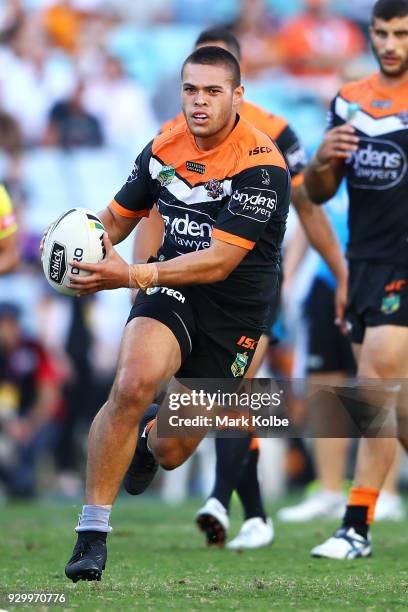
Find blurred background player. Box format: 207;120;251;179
131;27;348;550
306;0;408;559
278;186;406;523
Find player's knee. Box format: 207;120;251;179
112;367;156;413
154;441;187;471
359;355;398;379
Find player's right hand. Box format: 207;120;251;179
315;124;359;164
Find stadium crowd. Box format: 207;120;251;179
0;0;407;530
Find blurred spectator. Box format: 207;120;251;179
0;185;19;274
43;81;104;148
0;109;24;184
0;16;75;144
277;0;366;100
43;0;89;54
0;0;24;34
0;302;65;498
82;54;158;152
231;0;281;77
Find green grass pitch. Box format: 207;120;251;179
1;498;407;611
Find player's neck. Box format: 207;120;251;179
377;69;408;89
194;113;238;151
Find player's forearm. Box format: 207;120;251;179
132;206;164;263
282;223;309;284
304;157;344;203
98;208;138;246
296;198;347;286
130;247;230;289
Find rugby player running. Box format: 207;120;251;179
131;28;348;550
61;47;292;581
306;0;408;559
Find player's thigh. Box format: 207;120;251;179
358;325;408;378
112;316;182;400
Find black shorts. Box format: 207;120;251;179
128;285;266;379
346;260;408;345
305;278;356;374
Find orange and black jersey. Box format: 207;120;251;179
111;116;291;314
161;100;306;187
329;74;408;264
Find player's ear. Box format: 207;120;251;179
232;84;244;109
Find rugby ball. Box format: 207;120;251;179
42;208;105;296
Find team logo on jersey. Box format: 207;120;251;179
346;137;407;190
261;169;270;185
381;294;400;315
398;111;408;126
186;161;206;174
204;179;223;199
157;165;175;187
231;352;248;378
127;161;139;183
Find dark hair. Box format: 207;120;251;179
195;27;241;61
373;0;408;20
182;46;241;88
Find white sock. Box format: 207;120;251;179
75;504;113;533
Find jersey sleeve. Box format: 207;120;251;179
275;124;307;186
0;184;17;240
109;141;157;219
327;95;346;131
212;165;290;250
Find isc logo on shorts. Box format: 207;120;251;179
146;286;185;303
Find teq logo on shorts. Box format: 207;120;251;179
146;286;185;303
229;187;277;222
49;241;67;284
346;137;406;190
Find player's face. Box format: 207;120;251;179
370;16;408;78
182;63;244;145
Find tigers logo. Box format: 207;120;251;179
204;179;223;199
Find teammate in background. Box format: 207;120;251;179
0;184;19;274
306;0;408;559
278;188;405;523
62;46;292;581
132;27;348;550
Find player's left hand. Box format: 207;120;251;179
68;233;129;296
